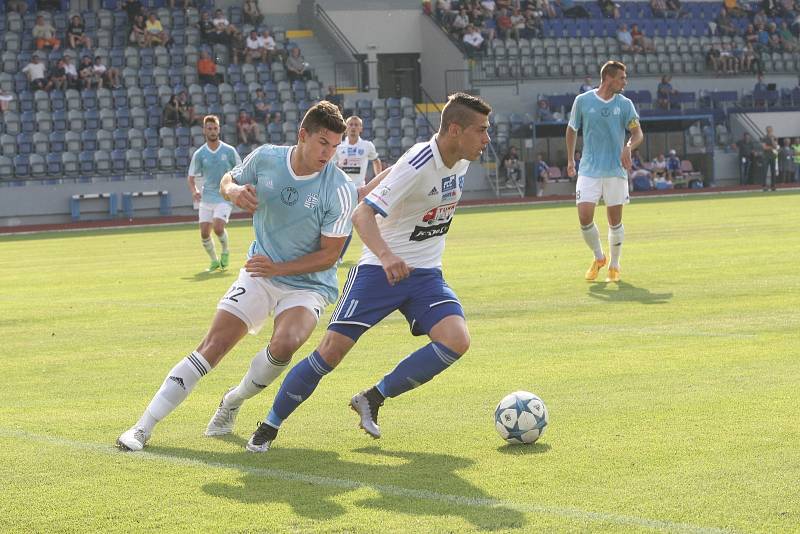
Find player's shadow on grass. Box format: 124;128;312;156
496;441;551;455
180;270;234;282
150;439;526;530
588;281;672;304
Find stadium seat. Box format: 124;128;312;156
33;132;49;154
46;152;62;175
16;133;33;155
29;153;46;177
128;129;145;151
142;148;158;172
65;131;82;153
0;156;13;180
78;151;95;174
158;147;175;170
175;146;190;169
94;151;112;174
111;149;127;173
13;154;30;177
81;130;98;152
35;111;53;134
48;131;65;153
126;149;143;172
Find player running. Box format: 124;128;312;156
187;115;242;272
566;61;643;283
244;93;492;452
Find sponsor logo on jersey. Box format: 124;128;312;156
281;186;299;206
304;193;319;209
409;220;453;241
442;174;457;192
613;106;620;115
458;175;465;190
422;202;456;225
380;186;391;196
589;108;597;113
428;186;439;196
601;108;611;117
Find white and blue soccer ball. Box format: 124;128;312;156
494;391;548;445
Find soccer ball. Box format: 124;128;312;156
494;391;548;445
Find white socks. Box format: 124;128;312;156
581;222;605;260
137;351;211;433
608;223;624;269
217;230;229;254
201;237;217;261
224;347;291;408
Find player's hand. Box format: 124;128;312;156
621;146;633;171
566;161;576;178
380;252;411;285
229;184;258;213
245;255;281;278
192;191;201;203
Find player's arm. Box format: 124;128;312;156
187;175;201;202
220;172;257;212
352;202;408;285
565;126;578;178
622;119;644;171
245;235;346;278
357;164;392;202
371;158;383;175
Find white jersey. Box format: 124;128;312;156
361;135;468;269
336;136;379;187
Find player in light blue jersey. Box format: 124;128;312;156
118;102;376;452
187;115;242;272
566;60;643;283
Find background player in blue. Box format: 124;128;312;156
187;115;242;272
245;93;492;453
117;102;358;452
566;61;643;283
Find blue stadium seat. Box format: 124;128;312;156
113;128;128;150
81;130;98;151
144;127;159;148
176;127;191;148
46;152;62;175
85;109;100;130
13;154;30;176
111;149;127;173
79;151;95;174
175;146;190;169
20;111;35;133
142;148;158;172
16;132;33;154
49;131;65;153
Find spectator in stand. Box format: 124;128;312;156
450;8;469;37
792;137;800;183
598;0;620;19
737;132;758;184
244;30;266;63
716;7;737;37
269;110;282;126
323;85;342;110
198;12;219;44
78;55;95;88
63;53;80;89
177;90;199;126
706;43;723;73
559;0;591;18
539;0;558;18
0;89;13;113
777;22;798;52
252;88;272;122
762;0;778;17
792;12;800;37
243;0;264;26
33;15;61;51
6;0;28;15
211;9;240;46
522;7;544;38
536;98;561;121
197;50;222;85
478;11;497;41
579;76;594;93
67;15;93;50
744;23;759;47
285;47;311;82
162;95;181;127
46;58;67;91
656;75;678;109
666;149;682;181
754;73;768;92
650;0;668;18
496;8;514;39
617;24;641;53
778;138;795;186
510;7;526;39
261;30;281;62
236;110;262;144
480;0;496;14
462;25;485;58
145;12;171;47
724;0;748;17
630;23;656;52
761;125;778;191
121;0;144;24
130;13;147;47
92;56;120;89
501;146;522;187
436;0;456;26
22;54;48;91
665;0;684;17
574;149;581;174
629;149;652;188
169;0;191;9
753;10;768;30
719;42;739;74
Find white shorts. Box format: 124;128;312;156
217;268;328;334
575;175;630;206
199;201;233;224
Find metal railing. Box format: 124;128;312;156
314;4;368;90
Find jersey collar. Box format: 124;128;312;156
286;146;321;181
592;89;616;104
430;134;446;169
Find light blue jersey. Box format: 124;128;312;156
568;90;640;179
231;144;358;303
188;142;242;203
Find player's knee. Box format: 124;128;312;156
268;334;304;360
196;334;238;367
439;330;470;356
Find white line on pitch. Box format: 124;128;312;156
1;428;732;534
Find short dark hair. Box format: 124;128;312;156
300;100;346;135
440;92;492;132
600;60;626;81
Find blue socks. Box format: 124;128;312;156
266;351;332;428
376;342;461;398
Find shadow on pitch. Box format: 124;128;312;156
587;281;672;304
180;270;234;282
496;441;551;455
149;438;526;530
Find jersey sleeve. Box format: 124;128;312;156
321;180;358;238
625;99;640;131
229;145;263;185
188;148;201;176
366;141;379;160
233;147;243;166
567;95;582;131
363;157;421;218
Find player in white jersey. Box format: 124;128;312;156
187;115;242;272
335;115;383;262
117;102;364;452
566;61;643;283
245;93;492;452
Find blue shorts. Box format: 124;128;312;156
328;264;464;341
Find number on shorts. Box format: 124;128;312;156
226;285;246;302
576;190;581;200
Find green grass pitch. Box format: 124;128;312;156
1;191;798;533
